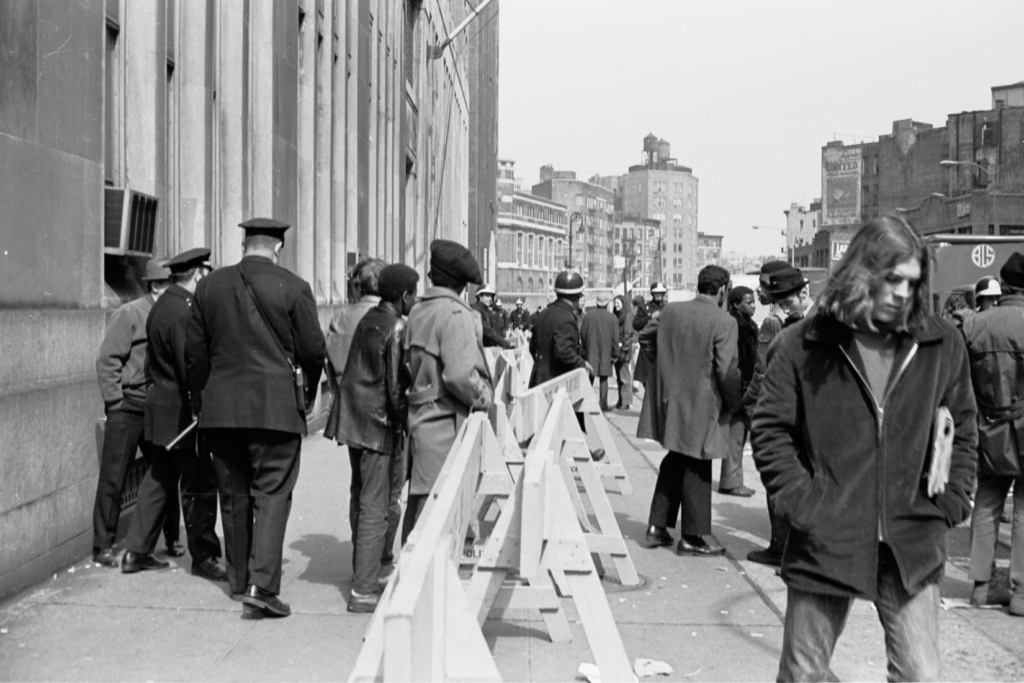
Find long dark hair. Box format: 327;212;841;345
819;214;930;330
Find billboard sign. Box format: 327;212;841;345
831;240;849;262
822;146;862;226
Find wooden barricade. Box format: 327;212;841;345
349;398;634;683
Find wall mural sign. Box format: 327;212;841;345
822;146;862;226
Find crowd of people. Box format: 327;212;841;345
90;212;1024;680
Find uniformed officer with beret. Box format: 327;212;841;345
122;248;226;580
185;219;327;618
528;270;593;387
402;239;494;541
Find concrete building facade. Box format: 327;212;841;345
613;215;662;289
495;189;568;310
531;171;614;288
696;232;723;270
621;135;698;291
0;0;491;599
784;200;821;267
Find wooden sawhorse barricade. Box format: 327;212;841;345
348;395;635;683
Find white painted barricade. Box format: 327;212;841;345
349;400;635;683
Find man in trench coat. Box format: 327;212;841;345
581;291;620;411
639;265;741;556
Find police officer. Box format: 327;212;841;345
185;219;327;618
528;270;593;387
472;285;513;348
403;240;494;540
121;248;225;580
510;298;531;331
92;258;182;567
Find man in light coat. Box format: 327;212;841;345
639;265;741;556
581;291;620;411
402;240;494;541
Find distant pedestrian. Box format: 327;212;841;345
975;276;1002;312
122;248;225;582
324;258;386;441
92;258;181;568
941;290;974;331
963;252;1024;613
633;282;667;386
493;298;511;337
718;285;757;498
742;260;794;567
581;291;620;411
613;295;636;410
640;265;740;556
752;215;977;680
337;264;419;613
403;241;494;540
186;218;327;618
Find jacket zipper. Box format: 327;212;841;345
838;342;918;543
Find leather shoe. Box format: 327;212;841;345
747;548;783;567
191;557;228;582
378;564;395;589
347;589;380;613
93;548;119;568
644;525;673;548
590;448;606;462
971;581;1011;607
676;535;726;556
719;485;756;497
121;551;170;573
242;584;291;618
165;540;186;557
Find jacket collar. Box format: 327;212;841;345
551;298;578;313
694;293;720;306
997;293;1024;308
803;311;944;345
165;283;193;303
421;286;471;311
375;299;403;317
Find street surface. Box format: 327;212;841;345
2;388;1024;681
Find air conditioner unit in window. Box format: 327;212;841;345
104;187;159;257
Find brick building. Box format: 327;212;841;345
495;189;568;310
613;215;663;289
0;0;494;599
696;232;723;269
621;135;699;290
532;169;615;288
785;200;821;267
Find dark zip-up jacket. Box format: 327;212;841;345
334;301;409;454
751;313;977;599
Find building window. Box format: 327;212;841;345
527;234;534;267
104;22;122;185
517;233;524;264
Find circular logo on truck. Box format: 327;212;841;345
972;244;995;269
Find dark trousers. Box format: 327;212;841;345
615;359;633;409
92;410;178;552
648;451;712;536
768;497;792;554
596;376;610;409
402;493;428;545
126;442;221;563
206;428;302;596
348;446;404;594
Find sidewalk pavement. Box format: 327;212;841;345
3;394;1024;681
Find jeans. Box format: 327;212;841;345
719;412;747;491
348;446;404;594
969;471;1024;593
615;359;632;408
778;544;940;682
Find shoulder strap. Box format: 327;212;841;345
237;264;296;369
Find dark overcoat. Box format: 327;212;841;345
751;313;977;600
528;298;586;387
637;295;741;459
580;305;620;377
633;298;665;385
185;256;327;436
144;284;195;447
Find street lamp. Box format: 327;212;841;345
752;225;790;265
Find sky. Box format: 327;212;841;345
495;0;1024;258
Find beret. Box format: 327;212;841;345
430;239;483;286
1000;252;1024;289
377;263;420;302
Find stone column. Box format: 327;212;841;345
315;0;333;303
178;0;212;251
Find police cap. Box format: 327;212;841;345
477;285;496;297
430;239;483;286
554;270;584;296
650;282;668;294
165;247;212;274
239;217;290;240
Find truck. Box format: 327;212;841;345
926;235;1024;312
